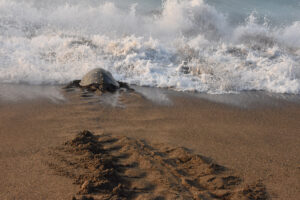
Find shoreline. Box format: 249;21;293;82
0;85;299;199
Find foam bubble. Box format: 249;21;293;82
0;0;299;94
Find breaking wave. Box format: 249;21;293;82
0;0;299;94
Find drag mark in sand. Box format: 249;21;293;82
46;130;267;200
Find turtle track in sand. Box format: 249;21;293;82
46;130;267;200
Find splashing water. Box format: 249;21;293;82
0;0;299;94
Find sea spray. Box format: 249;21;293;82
0;0;299;94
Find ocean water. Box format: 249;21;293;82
0;0;299;94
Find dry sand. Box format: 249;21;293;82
47;130;266;200
0;86;299;199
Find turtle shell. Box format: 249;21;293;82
79;68;119;88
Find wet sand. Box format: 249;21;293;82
0;86;299;199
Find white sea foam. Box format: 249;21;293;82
0;0;299;94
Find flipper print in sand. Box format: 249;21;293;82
46;130;267;200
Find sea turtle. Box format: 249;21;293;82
79;68;120;92
64;68;131;93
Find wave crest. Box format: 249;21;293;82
0;0;299;94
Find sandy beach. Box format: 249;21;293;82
0;86;299;199
1;0;300;199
